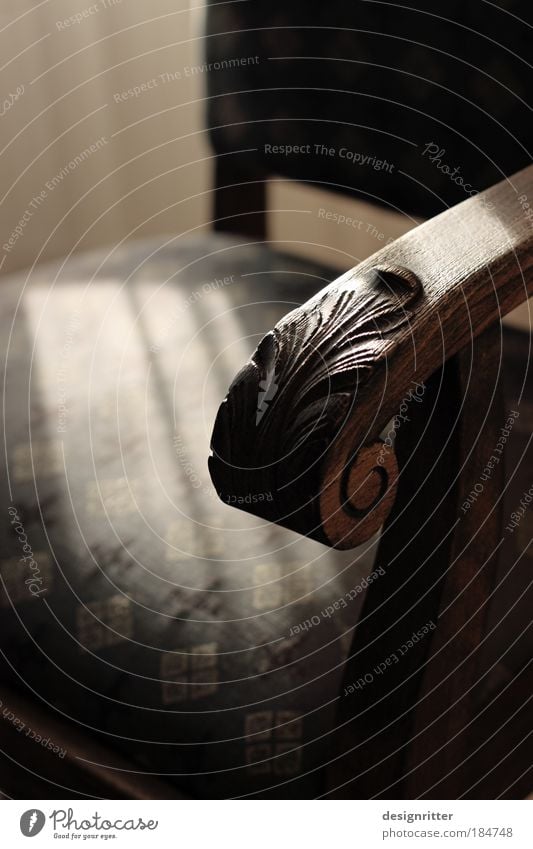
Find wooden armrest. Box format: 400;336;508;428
209;166;533;549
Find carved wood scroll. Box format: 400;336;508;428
209;166;533;548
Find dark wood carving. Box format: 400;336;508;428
209;165;533;548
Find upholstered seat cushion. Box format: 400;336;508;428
0;234;378;798
1;234;531;798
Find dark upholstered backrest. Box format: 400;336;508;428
205;1;532;217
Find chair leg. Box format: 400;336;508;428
326;323;505;799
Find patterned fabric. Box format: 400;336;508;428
0;235;375;798
205;1;532;217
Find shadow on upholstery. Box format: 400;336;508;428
0;235;378;798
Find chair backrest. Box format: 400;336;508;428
205;1;532;218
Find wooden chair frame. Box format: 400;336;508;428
0;160;530;800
